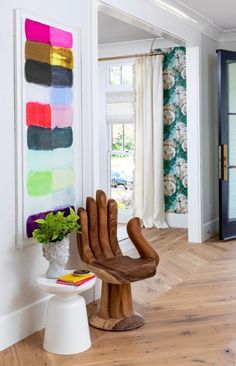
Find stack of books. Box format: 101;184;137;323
56;272;96;286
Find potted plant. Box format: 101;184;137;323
32;208;80;279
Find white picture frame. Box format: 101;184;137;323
14;9;82;249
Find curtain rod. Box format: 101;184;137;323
98;51;163;62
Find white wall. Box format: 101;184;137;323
200;35;219;240
219;41;236;52
0;0;97;351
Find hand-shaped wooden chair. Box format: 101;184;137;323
77;190;159;331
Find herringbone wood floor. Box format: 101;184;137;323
2;228;236;365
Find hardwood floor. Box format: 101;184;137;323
2;228;236;365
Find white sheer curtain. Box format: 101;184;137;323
134;55;167;228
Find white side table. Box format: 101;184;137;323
36;272;96;355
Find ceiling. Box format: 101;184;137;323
98;12;157;44
172;0;236;31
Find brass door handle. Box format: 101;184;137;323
223;144;228;181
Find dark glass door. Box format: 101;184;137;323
218;49;236;240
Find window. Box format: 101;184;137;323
106;62;135;215
112;124;135;151
109;64;133;86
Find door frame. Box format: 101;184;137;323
91;0;203;243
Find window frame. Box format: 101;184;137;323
106;60;134;92
105;59;135;222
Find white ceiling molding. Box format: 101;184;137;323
143;0;236;42
145;0;223;42
219;31;236;43
154;0;236;42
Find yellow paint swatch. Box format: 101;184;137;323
50;47;74;69
25;41;73;69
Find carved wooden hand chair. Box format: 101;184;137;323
77;190;159;331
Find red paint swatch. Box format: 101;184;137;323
26;102;51;128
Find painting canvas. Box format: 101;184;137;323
15;10;81;248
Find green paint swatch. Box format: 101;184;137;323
27;171;52;196
27;168;74;196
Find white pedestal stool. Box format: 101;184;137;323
37;272;96;355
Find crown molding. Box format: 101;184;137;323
219;31;236;42
146;0;236;42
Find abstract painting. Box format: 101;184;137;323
15;10;81;248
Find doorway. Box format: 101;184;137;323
96;6;202;242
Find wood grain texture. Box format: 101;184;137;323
107;199;122;257
77;190;158;330
5;229;236;365
89;282;144;331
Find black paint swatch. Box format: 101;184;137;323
27;126;73;150
51;65;73;87
25;60;73;87
25;60;51;86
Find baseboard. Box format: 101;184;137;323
203;218;219;241
0;287;95;351
166;213;188;228
0;295;51;351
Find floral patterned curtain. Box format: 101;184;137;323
156;47;188;214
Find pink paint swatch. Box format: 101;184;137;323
51;106;73;128
50;27;73;48
25;19;50;44
25;19;73;49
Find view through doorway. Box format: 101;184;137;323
107;62;135;222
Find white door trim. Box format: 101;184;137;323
186;47;203;243
81;0;100;202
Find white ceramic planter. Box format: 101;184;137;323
42;237;70;279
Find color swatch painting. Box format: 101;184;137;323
15;11;80;248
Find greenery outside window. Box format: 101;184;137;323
106;62;135;214
109;64;133;86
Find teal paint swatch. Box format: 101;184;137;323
27;148;73;171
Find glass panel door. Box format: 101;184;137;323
218;50;236;239
228;115;236;220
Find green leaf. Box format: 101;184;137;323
35;218;45;224
32;209;80;244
